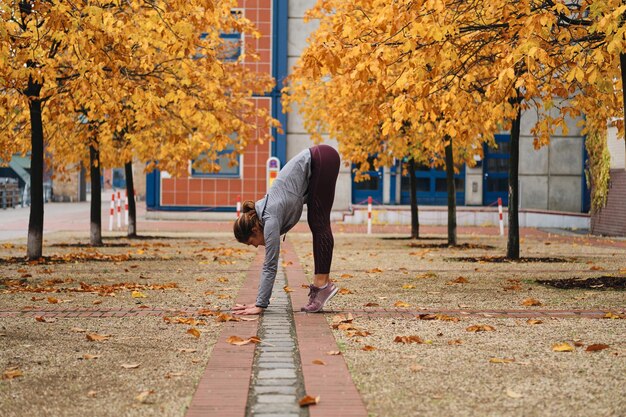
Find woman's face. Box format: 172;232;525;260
246;227;265;248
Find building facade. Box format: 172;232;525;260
145;1;591;215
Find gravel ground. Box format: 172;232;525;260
330;316;626;417
289;233;626;310
0;232;255;417
288;231;626;416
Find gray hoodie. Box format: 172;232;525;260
254;148;312;308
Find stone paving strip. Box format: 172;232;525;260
282;240;369;417
246;261;306;417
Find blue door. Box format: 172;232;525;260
351;158;383;204
483;134;510;206
400;161;465;205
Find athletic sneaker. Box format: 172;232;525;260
301;283;338;313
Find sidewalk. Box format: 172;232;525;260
1;223;624;416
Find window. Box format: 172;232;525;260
191;142;241;178
198;10;243;62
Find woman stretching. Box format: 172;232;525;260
232;144;341;315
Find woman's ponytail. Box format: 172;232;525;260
234;200;260;243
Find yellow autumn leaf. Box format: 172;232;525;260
131;291;147;298
552;342;575;352
394;301;410;308
187;328;201;338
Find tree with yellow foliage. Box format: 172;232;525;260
285;0;623;258
1;1;277;254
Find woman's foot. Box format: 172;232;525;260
301;283;338;313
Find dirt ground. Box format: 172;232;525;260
288;231;626;417
0;232;255;417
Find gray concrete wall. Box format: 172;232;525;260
287;0;351;210
519;105;585;212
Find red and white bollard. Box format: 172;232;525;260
108;193;115;231
124;191;129;226
367;196;372;235
236;195;241;218
497;197;504;236
116;190;122;229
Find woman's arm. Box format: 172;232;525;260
255;217;281;308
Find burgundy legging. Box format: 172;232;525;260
308;145;340;275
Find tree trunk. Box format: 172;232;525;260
26;77;44;260
89;142;103;246
619;52;626;155
506;96;522;260
125;161;137;238
444;137;457;246
408;158;419;239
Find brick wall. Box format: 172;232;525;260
591;169;626;236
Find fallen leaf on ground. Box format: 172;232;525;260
366;268;383;273
197;309;218;316
340;273;353;279
47;297;59;304
204;290;215;296
131;291;147;298
31;296;44;301
490;358;515;364
526;319;543;325
363;302;380;307
216;313;240;323
466;325;496;332
394;301;411;308
402;284;416;289
2;368;22;380
86;333;111;342
226;335;261;346
506;389;523;398
448;339;463;345
82;354;100;360
416;272;437;279
589;265;604;271
586;344;609;352
331;313;354;329
86;390;97;398
35;316;56;323
299;395;320;407
71;327;87;333
362;345;377;351
93;300;102;305
604;312;623;319
338;288;353;295
552;342;575;352
312;359;326;365
326;351;341;355
187;328;201;338
394;335;423;344
178;348;198;353
217;294;232;299
135;390;154;403
283;286;294;293
121;363;140;369
410;364;423;372
521;298;542;306
165;372;184;378
218;277;229;283
447;276;469;285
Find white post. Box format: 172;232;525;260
498;197;504;236
116;190;121;229
124;190;129;226
367;196;372;235
236;194;241;218
108;193;115;231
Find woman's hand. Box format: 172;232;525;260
232;304;264;315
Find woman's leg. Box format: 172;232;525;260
307;144;340;286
